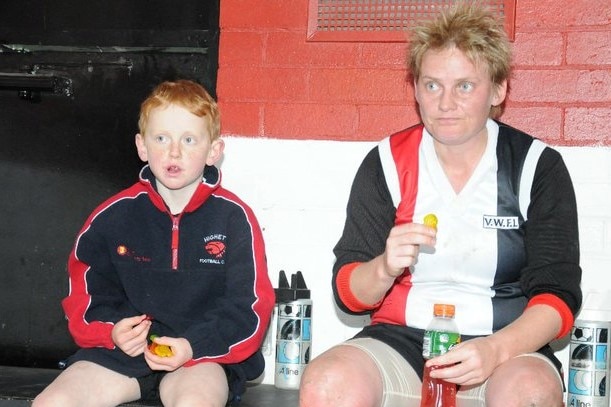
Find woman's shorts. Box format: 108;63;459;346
343;337;563;407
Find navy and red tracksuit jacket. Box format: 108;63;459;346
62;164;274;380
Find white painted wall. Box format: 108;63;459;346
219;137;611;386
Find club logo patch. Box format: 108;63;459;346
201;234;227;264
205;241;226;259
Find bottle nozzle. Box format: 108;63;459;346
275;270;310;302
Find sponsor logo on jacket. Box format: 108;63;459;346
116;244;152;262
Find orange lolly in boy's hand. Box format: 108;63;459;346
423;213;438;230
149;335;173;357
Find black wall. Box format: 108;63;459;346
0;0;220;367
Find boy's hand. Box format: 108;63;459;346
111;314;151;357
149;334;173;357
144;337;193;372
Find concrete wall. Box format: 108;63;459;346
219;138;611;385
214;0;611;387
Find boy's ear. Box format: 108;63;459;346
135;134;148;162
206;138;224;166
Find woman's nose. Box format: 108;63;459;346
438;89;457;111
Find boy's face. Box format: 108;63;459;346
135;104;223;193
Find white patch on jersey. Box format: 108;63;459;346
519;139;546;221
379;137;402;208
406;120;500;336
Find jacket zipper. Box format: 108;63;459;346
171;215;180;270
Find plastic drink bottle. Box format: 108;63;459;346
567;292;611;407
274;270;312;390
420;304;461;407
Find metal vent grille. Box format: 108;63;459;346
307;0;516;42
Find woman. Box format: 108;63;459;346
299;4;581;407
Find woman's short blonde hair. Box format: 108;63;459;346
408;3;512;118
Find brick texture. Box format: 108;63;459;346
565;108;611;142
217;0;611;146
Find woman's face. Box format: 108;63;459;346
414;46;506;147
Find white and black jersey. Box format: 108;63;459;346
333;119;581;337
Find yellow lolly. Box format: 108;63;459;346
149;335;173;357
151;343;173;357
423;213;438;230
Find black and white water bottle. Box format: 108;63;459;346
274;270;312;390
567;294;610;407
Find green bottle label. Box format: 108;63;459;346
423;330;461;358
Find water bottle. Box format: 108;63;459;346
274;270;312;390
567;292;611;407
421;303;461;407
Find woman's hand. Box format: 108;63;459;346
382;222;437;277
350;221;437;306
426;336;501;386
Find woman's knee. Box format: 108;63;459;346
485;356;564;407
299;345;382;407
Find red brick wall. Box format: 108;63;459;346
217;0;611;146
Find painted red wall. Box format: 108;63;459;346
217;0;611;146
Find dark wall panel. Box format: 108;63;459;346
0;0;219;367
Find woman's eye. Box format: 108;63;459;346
425;82;439;91
458;82;474;92
155;135;168;143
184;136;196;145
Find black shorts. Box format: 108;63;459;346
133;368;236;404
66;347;153;378
137;372;166;402
133;370;239;403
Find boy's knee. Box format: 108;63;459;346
32;391;69;407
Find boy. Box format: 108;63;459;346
33;80;275;407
